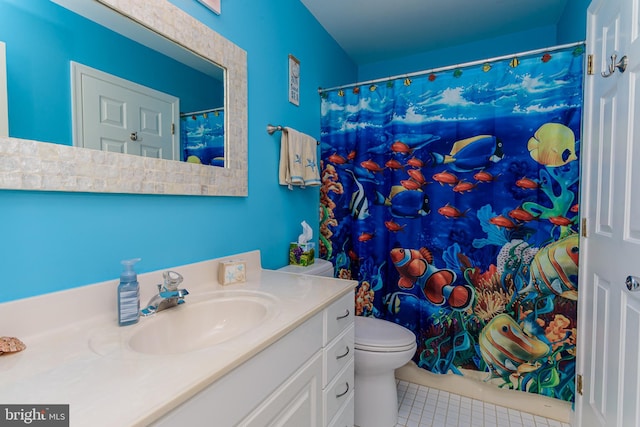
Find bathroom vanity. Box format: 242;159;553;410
154;291;354;426
0;251;356;426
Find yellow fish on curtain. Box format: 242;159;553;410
318;44;584;403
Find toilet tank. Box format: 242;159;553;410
277;258;334;277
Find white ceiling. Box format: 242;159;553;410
300;0;570;65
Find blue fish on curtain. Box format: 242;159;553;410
181;109;225;167
319;45;584;403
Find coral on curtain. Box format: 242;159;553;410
319;45;584;402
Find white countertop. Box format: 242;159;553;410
0;251;355;426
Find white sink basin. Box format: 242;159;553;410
89;290;278;356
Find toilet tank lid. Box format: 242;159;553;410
355;316;416;348
276;258;334;276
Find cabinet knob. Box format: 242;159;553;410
336;346;350;360
336;309;350;320
335;382;350;398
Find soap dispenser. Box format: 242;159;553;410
118;258;141;326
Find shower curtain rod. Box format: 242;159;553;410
318;41;585;93
180;106;223;117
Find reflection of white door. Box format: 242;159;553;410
0;41;8;137
71;62;179;160
576;0;640;425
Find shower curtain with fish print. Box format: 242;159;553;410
319;44;584;403
180;109;225;167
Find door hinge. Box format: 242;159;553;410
581;218;587;238
171;123;175;135
577;374;584;395
587;55;594;75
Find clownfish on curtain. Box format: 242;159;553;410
319;44;584;403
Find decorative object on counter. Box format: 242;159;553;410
218;260;247;285
278;127;320;189
289;220;316;266
197;0;221;14
288;54;300;105
117;258;141;326
0;336;26;354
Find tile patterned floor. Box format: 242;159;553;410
395;381;571;427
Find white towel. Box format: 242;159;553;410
279;127;320;189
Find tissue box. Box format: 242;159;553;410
218;260;247;285
289;243;315;266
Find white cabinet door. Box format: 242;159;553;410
150;313;323;427
238;353;323;427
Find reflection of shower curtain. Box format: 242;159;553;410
319;44;584;402
180;108;224;166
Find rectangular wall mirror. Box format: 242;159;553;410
0;0;247;196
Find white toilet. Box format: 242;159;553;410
278;258;418;427
354;316;417;427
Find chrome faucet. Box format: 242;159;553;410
140;271;189;316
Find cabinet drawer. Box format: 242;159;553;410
328;394;354;427
323;358;354;424
324;292;354;345
324;324;354;387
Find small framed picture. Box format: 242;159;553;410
197;0;220;15
288;55;300;106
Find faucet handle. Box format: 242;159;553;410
163;271;183;290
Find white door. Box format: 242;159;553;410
72;62;179;160
0;41;8;137
576;0;640;425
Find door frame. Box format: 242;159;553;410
0;41;8;137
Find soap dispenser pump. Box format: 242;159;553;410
118;258;141;326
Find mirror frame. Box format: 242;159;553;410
0;0;247;196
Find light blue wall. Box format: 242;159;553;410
358;26;558;82
557;0;591;43
0;0;589;303
0;0;356;302
358;0;589;81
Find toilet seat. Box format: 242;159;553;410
354;316;416;352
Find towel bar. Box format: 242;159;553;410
267;124;319;145
266;124;284;135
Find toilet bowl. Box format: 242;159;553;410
277;259;416;427
354;316;417;427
